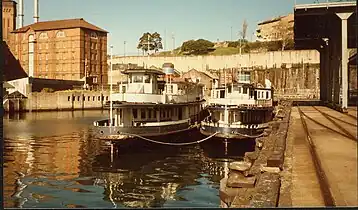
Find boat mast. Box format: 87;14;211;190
110;45;113;126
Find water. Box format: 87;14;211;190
3;111;255;208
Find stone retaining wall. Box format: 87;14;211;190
219;100;292;208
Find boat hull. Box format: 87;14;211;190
94;120;199;141
200;123;268;140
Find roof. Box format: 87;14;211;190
258;13;293;26
3;82;14;89
2;0;16;4
186;69;219;79
121;68;165;75
12;18;108;33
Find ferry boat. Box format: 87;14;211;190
200;69;274;140
93;65;207;142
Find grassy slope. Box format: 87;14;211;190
156;47;241;57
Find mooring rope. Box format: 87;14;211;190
234;132;265;138
118;131;219;146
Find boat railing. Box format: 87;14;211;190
208;98;256;106
111;93;165;103
201;121;268;129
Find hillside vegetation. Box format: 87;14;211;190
156;39;294;57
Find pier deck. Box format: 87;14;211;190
280;106;357;207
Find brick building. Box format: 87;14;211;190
7;18;109;85
2;0;17;43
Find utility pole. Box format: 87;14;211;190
231;26;233;41
172;32;175;55
124;41;126;57
164;29;167;51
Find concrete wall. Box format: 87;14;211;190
112;50;320;72
251;63;321;99
25;90;110;111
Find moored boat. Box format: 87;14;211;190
200;69;274;140
93;65;207;143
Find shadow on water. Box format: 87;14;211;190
89;130;255;208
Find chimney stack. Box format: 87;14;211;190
18;0;24;28
34;0;39;23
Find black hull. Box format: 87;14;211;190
93;121;199;141
93;126;203;151
200;124;266;140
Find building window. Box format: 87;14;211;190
46;54;48;60
39;32;48;39
90;32;98;39
56;31;66;38
46;43;48;49
243;87;247;94
46;65;48;71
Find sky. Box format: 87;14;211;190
19;0;317;56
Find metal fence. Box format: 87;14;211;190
294;0;355;5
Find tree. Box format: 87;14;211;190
241;19;248;40
137;32;163;55
181;39;214;55
151;32;163;53
275;20;293;51
238;19;248;54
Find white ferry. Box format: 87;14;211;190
200;70;274;140
93;65;206;142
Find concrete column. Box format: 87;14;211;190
336;12;352;110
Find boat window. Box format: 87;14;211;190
133;109;138;119
133;75;143;83
238;87;241;93
243;87;247;94
216;91;219;98
266;91;269;99
122;86;126;93
148;110;152;118
128;74;132;83
228;86;232;93
220;90;225;98
178;107;182;120
141;109;146;119
144;74;151;83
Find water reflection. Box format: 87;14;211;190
3;111;254;208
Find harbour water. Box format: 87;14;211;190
3;111;255;208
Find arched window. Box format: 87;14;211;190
90;32;98;39
39;32;48;39
56;31;66;38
